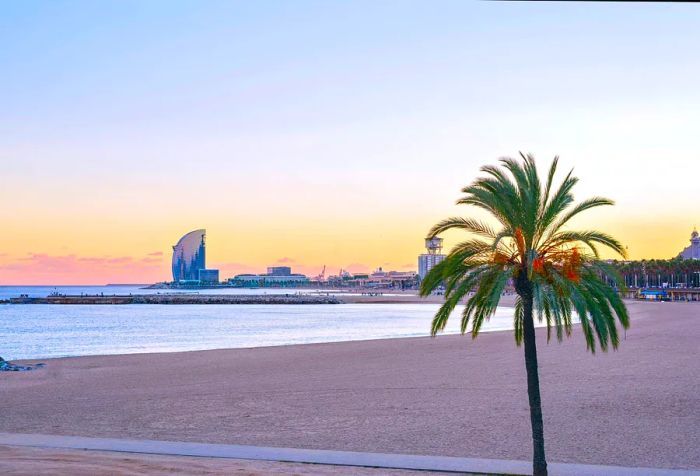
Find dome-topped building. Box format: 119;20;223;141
678;228;700;260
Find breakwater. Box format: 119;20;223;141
4;294;343;305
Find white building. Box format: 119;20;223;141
679;229;700;260
418;237;446;280
229;266;309;287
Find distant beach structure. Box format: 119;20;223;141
418;237;446;280
678;228;700;260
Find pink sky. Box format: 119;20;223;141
0;253;380;285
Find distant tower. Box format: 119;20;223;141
418;237;446;280
425;237;443;255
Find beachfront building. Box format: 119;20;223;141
267;266;292;276
358;267;417;288
198;269;220;284
678;228;700;260
228;267;309;287
418;237;446;280
172;229;206;282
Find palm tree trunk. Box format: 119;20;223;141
521;285;548;476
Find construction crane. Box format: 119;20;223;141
315;265;326;283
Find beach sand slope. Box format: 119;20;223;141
1;301;698;470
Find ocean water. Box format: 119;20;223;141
0;299;521;361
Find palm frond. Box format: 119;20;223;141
422;153;629;356
427;217;497;240
544;230;627;258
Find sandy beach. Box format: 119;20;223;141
1;300;698;473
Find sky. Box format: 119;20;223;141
1;1;699;284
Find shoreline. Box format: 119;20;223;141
11;320;520;365
3;295;521;363
0;292;466;305
1;301;697;470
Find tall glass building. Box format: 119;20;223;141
172;229;206;282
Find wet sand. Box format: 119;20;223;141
1;301;698;471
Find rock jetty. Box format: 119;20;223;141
6;294;343;305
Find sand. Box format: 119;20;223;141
0;445;449;476
1;301;698;472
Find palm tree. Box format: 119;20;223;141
420;154;629;476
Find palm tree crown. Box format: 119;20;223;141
420;154;629;351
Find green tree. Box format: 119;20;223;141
420;154;629;476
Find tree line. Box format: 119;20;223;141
609;258;700;288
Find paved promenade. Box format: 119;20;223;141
0;433;698;475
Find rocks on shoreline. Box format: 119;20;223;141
0;356;45;372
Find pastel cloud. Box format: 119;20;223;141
343;263;369;273
0;253;166;285
0;252;407;284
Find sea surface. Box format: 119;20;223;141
1;286;520;360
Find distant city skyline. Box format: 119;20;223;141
1;1;699;284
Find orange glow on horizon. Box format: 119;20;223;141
0;211;694;285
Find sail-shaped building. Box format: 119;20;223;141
172;229;206;282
